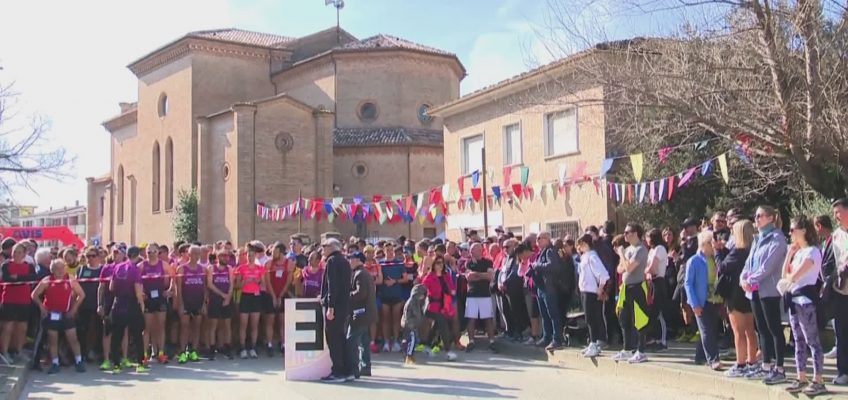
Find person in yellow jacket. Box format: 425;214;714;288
612;223;651;364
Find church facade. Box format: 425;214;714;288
87;27;464;246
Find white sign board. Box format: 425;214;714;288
284;298;331;381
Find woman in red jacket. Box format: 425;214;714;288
420;255;458;361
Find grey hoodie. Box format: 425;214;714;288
401;284;427;330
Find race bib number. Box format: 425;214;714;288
276;270;284;278
151;290;159;299
50;312;62;321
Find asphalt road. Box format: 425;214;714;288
19;350;730;400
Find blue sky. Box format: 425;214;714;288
0;0;673;210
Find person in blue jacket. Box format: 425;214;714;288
685;231;723;371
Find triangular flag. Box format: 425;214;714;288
614;183;621;202
457;176;466;196
649;180;656;203
519;166;530;186
332;197;343;208
639;182;647;203
550;182;559;199
592;177;601;194
701;160;712;176
492;186;501;202
503;166;512;186
630;153;644;181
416;192;426;215
667;176;676;200
511;184;523;199
600;158;614;178
658;147;672;163
472;170;480;188
718;153;729;183
440;184;449;201
658;178;666;201
678;167;697;187
471;187;482;202
558;164;568;185
627;184;633;203
571;161;587;180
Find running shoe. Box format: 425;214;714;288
465;341;476;353
381;342;390;353
403;356;416;365
240;349;248;359
135;365;151;373
430;345;441;354
612;350;633;362
344;375;355;382
804;382;828;396
675;332;692;342
724;365;747;378
74;361;86;373
414;344;426;353
688;332;701;343
628;351;648;364
99;360;113;371
249;349;259;359
111;365;122;374
763;369;787;385
189;350;200;362
786;380;808;394
266;344;274;358
120;358;135;369
825;347;838;359
320;374;346;383
488;342;498;353
583;343;601;358
177;352;189;364
522;337;537;346
545;342;563;352
745;365;769;380
833;374;848;385
370;342;379;353
47;364;61;375
446;351;458;361
454;340;466;351
141;356;151;367
391;341;402;353
157;353;169;364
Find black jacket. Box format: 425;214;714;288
822;236;836;280
533;245;571;293
350;266;377;328
320;251;352;312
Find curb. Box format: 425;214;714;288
498;341;843;400
0;364;29;400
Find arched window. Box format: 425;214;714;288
152;141;161;212
117;165;125;224
165;137;174;210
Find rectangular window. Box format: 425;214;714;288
461;134;484;175
547;221;581;240
100;196;105;217
422;227;437;239
503;123;522;165
544;108;578;157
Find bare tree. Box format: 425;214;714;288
527;0;848;199
0;80;72;197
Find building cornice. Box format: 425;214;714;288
128;38;291;78
273;48;465;81
102;109;137;132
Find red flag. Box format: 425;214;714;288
503;166;512;186
471;188;482;202
593;178;600;194
667;176;675;200
457;177;465;196
511;183;523;199
627;185;633;203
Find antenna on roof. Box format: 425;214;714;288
325;0;344;45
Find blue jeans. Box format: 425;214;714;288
537;287;564;345
694;302;720;364
345;325;371;376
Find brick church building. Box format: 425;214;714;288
87;27;464;245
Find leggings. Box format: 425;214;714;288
649;277;668;345
76;308;102;358
424;311;453;351
620;283;648;352
582;292;605;344
789;303;824;377
111;306;145;365
751;293;785;367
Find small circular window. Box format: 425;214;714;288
418;104;432;124
358;101;378;122
352;162;368;179
158;93;169;117
222;162;230;181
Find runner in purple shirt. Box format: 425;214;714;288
107;246;146;373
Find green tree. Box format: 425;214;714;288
172;188;198;243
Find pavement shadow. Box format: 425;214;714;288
350;375;519;398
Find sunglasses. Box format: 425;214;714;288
715;219;726;223
85;254;97;258
624;230;634;234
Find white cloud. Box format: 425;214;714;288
0;0;237;210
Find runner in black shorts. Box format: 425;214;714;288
175;246;207;364
31;259;86;374
206;250;234;360
140;243;170;365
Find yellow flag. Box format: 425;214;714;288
630;153;644;182
718;153;729;183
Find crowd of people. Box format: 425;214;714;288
1;199;848;395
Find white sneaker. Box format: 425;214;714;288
833;374;848;385
249;349;258;359
825;347;838;359
446;351;457;361
628;351;648;364
382;343;390;353
584;343;601;358
612;350;632;362
423;346;433;356
391;341;402;353
239;349;248;359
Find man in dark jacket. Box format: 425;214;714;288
319;238;352;383
587;226;620;345
531;232;566;350
345;251;376;378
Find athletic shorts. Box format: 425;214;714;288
102;314;113;336
0;303;31;322
144;298;168;313
43;314;75;331
182;302;203;317
525;294;540;319
260;292;283;314
207;297;234;319
380;297;403;307
465;297;494;320
240;293;262;314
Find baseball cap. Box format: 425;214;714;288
683;217;699;228
115;242;128;253
494;226;505;233
347;251;366;263
458;243;470;251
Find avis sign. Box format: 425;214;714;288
284;298;331;381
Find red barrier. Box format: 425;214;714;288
0;226;85;249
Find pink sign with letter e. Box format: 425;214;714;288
284;298;331;380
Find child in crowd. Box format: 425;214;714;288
400;284;427;364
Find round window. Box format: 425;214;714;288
418;104;432;124
158;93;169;117
222;162;230;181
358;102;378;122
352;162;368;179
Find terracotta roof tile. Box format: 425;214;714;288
187;28;295;49
333;127;443;147
342;34;454;56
